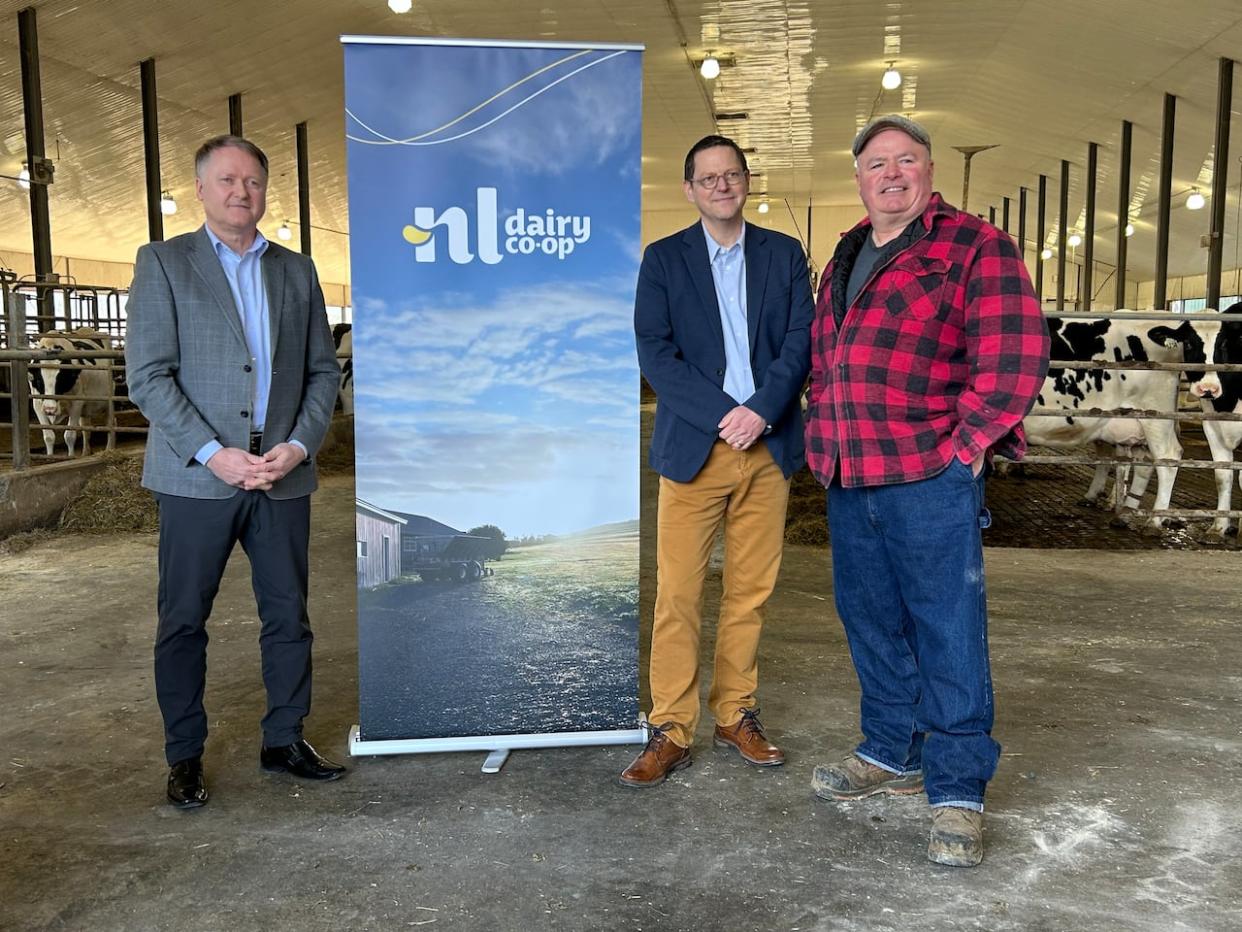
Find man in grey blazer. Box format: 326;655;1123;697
126;135;345;809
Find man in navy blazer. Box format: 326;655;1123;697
622;135;813;787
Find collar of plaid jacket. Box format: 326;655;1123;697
826;192;957;325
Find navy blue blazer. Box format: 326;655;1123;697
635;222;814;482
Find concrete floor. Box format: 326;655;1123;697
2;468;1241;932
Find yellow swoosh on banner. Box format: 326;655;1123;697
402;224;432;245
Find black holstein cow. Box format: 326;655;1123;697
1185;301;1242;536
1023;313;1222;529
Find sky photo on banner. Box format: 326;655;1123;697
345;43;642;539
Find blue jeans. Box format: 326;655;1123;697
827;457;999;811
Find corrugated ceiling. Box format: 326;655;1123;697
0;0;1240;297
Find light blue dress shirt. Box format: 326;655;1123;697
703;221;755;405
194;228;302;465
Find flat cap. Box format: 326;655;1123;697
852;114;932;157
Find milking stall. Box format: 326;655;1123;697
1;2;1241;930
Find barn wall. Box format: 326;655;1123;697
355;511;401;589
1035;262;1142;310
0;248;350;308
642;202;1153;312
1134;267;1242;308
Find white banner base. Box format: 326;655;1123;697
348;723;648;769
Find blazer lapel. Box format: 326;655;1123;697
681;224;725;350
262;246;286;362
744;225;771;355
188;226;248;352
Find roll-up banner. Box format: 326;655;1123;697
341;36;646;762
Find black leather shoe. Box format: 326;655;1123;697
167;757;208;809
260;739;347;781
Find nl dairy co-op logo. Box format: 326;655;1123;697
402;188;591;264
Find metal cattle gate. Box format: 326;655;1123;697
1;274;141;471
2;273;355;473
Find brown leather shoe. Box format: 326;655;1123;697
713;708;785;767
618;726;691;787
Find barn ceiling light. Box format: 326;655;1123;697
277;220;293;241
1067;232;1082;248
757;198;770;214
1125;222;1135;237
1186;188;1206;210
159;190;177;215
387;0;412;13
695;53;735;80
881;61;902;91
1040;247;1053;260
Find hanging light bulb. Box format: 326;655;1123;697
387;0;412;12
1186;188;1206;210
160;190;177;215
700;55;721;80
18;165;30;190
757;198;770;214
1067;233;1082;248
1125;222;1135;237
1040;247;1053;260
277;221;293;242
881;62;902;91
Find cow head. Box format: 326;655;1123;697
1150;316;1224;399
1186;302;1242;403
28;362;68;417
26;342;83;418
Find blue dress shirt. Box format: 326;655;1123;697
703;222;755;405
194;228;302;465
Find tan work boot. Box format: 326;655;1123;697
927;806;984;867
618;725;691;788
811;753;924;800
713;708;785;767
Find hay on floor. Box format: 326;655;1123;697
58;454;159;534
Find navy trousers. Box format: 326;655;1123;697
154;491;313;765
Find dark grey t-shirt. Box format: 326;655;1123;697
845;232;883;310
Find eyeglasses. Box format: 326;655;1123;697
690;169;747;190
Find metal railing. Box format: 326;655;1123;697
2;277;142;471
1;271;129;341
3;274;355;473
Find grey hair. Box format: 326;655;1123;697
194;135;269;177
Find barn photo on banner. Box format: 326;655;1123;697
341;36;645;758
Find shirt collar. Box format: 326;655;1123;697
702;221;746;260
205;224;269;260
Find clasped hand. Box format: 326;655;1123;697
718;406;766;450
206;442;305;491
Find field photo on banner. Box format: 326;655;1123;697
343;39;644;744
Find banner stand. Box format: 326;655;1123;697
348;721;649;774
342;35;646;764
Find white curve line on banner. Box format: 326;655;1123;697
346;49;629;147
345;48;592;145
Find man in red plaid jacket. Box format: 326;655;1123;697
805;115;1049;868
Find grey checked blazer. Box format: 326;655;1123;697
125;226;340;500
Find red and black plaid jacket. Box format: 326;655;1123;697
805;193;1050;487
